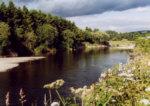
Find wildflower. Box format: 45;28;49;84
100;73;107;78
118;73;128;77
111;99;116;103
108;68;112;73
108;89;123;96
95;95;100;100
148;62;150;67
19;88;27;105
70;87;76;94
83;86;87;89
131;66;136;70
126;78;134;81
51;102;59;106
118;73;134;77
145;87;150;92
44;79;65;106
5;92;9;106
127;70;132;73
118;63;123;71
140;99;150;105
127;74;134;77
98;78;103;82
43;79;65;89
96;82;100;85
75;88;84;94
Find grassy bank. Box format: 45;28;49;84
62;38;150;105
43;38;150;105
109;40;135;47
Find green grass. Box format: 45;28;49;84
109;40;135;47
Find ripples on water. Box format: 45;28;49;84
0;48;131;105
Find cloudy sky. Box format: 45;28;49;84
2;0;150;32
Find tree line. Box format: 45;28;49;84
0;1;110;56
106;30;149;41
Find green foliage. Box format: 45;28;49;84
84;30;110;44
60;30;75;49
0;1;110;55
36;24;58;48
0;22;10;54
136;37;150;53
106;30;118;40
107;30;146;41
25;31;37;50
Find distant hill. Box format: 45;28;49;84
130;30;150;34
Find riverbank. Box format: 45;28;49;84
109;40;135;49
82;41;135;50
83;42;109;49
0;57;45;72
68;43;150;105
111;45;135;49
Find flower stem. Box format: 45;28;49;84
55;89;65;106
49;89;52;105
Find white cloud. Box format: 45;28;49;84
67;6;150;32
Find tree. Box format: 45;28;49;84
93;28;99;32
0;1;8;22
105;30;118;40
25;31;37;50
0;22;11;54
85;26;92;32
7;0;17;28
83;31;92;43
36;24;58;48
60;30;75;49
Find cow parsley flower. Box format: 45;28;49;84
140;99;150;105
145;87;150;92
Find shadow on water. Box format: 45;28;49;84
0;48;131;105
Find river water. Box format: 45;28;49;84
0;48;130;105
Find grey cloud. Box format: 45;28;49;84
9;0;150;17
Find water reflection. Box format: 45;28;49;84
0;48;130;105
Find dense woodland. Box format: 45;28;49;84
0;1;148;56
0;1;110;56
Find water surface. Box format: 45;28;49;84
0;48;130;105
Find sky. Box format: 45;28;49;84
2;0;150;32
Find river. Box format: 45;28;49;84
0;48;131;105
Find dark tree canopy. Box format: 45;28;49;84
0;1;111;56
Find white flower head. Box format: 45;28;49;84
126;78;134;81
118;73;128;77
140;99;150;105
51;102;59;106
145;87;150;92
118;73;134;77
100;73;107;78
43;79;65;89
111;99;116;103
127;70;132;73
118;63;123;71
127;74;134;77
108;68;112;72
